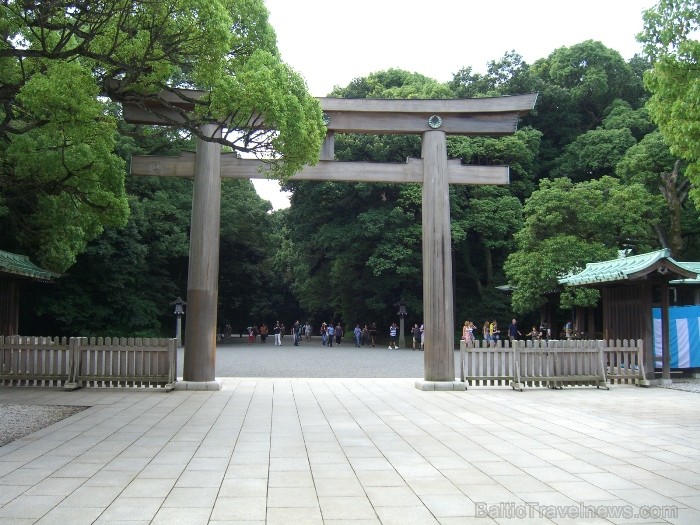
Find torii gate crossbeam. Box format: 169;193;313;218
123;93;537;390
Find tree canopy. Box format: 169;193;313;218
504;177;660;313
639;0;700;205
0;0;324;272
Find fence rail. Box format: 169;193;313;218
1;335;647;391
0;336;176;390
0;336;71;387
604;339;649;386
460;339;647;389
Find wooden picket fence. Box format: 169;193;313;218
604;339;650;386
459;339;647;390
0;336;176;390
0;335;647;391
0;336;71;387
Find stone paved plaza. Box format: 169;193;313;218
1;376;699;524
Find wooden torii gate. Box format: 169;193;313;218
123;92;537;390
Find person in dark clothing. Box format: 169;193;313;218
508;319;521;343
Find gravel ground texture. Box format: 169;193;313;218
197;339;436;378
0;404;88;446
658;377;700;393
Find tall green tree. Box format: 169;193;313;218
504;177;660;313
330;68;453;99
449;51;535;98
0;0;324;272
639;0;700;206
551;128;637;181
616;131;698;258
446;127;540;323
26;171;283;337
26;176;192;336
527;40;646;177
217;179;285;331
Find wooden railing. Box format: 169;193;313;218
0;336;176;390
460;339;647;389
0;336;71;387
512;342;608;391
604;339;649;386
460;342;516;387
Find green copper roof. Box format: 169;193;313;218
671;261;700;284
0;250;60;281
559;249;697;286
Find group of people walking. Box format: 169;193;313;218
241;320;419;349
246;321;324;346
318;322;341;346
352;323;380;347
242;317;559;350
461;319;554;345
459;319;521;344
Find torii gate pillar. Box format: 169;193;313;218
422;130;455;382
183;123;221;387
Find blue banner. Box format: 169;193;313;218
652;305;700;368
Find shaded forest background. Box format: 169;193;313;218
14;35;700;339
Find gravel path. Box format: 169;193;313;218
658;377;700;393
0;404;87;446
196;340;437;378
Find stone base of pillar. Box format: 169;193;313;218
657;378;673;387
173;380;222;391
415;380;466;391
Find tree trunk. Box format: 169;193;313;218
659;160;689;258
484;245;493;285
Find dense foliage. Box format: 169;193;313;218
639;0;700;205
12;1;700;339
0;0;324;272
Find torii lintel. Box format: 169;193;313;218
130;153;509;185
121;90;537;136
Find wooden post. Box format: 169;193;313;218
321;132;334;161
661;281;671;382
422;130;455;382
0;279;20;336
183;123;221;383
586;307;595;339
175;314;183;347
